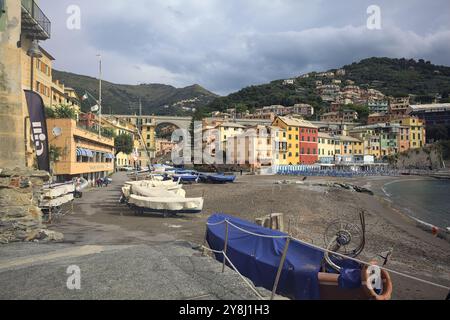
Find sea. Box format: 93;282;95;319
383;179;450;229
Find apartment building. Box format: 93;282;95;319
46;119;115;183
389;96;410;117
272;116;318;165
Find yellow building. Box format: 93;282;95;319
102;116;141;168
21;46;54;107
318;132;337;162
272;116;318;165
46;118;115;183
113;115;156;166
335;136;364;157
394;117;426;149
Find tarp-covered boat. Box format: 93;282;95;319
172;174;199;183
130;184;186;198
125;180;179;188
128;194;203;214
206;214;392;300
200;173;236;183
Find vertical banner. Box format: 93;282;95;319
24;90;50;172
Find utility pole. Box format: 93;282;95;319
97;54;102;137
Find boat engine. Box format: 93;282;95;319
323;210;366;272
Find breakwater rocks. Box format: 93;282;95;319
0;168;64;244
275;180;374;195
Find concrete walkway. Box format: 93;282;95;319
0;241;272;300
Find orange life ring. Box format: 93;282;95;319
361;261;393;300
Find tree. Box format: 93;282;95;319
45;105;78;120
114;133;133;156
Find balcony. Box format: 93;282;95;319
21;0;51;40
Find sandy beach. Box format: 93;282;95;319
47;172;450;300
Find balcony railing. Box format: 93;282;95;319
21;0;51;40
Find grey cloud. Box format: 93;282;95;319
40;0;450;95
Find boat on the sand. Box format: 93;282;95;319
206;213;392;300
128;194;204;215
199;173;236;183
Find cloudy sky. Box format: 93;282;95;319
40;0;450;95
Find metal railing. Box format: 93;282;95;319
21;0;51;38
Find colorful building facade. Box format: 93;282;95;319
272;116;318;165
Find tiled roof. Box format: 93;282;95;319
275;116;317;129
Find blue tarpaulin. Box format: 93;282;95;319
206;214;363;300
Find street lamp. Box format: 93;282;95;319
27;39;43;91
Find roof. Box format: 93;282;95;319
38;46;56;61
218;122;246;129
338;135;361;142
318;132;335;139
409;103;450;112
368;112;388;117
275;116;317;129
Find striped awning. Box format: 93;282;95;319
76;148;94;158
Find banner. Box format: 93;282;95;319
24;90;50;172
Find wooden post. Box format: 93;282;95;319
271;237;291;300
222;220;229;273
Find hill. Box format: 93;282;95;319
52;70;218;116
198;57;450;119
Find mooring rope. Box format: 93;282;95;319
206;218;450;291
201;245;265;300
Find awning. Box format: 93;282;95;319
105;153;115;159
76;148;94;158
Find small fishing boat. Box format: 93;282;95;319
172;173;199;183
206;213;392;300
128;194;204;216
200;173;236;183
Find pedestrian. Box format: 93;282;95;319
240;169;243;176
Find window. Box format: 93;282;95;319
296;135;299;140
313;148;316;155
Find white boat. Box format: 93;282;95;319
125;180;179;188
130;184;186;198
128;194;204;215
42;183;75;199
40;193;74;208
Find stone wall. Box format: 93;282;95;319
0;167;63;244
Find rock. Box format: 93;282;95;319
38;230;64;242
0;188;33;205
0;167;61;244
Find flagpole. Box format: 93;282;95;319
97;54;102;137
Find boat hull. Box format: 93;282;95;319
206;214;391;300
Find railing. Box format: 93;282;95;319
21;0;51;38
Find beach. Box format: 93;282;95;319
42;172;449;300
0;173;450;300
